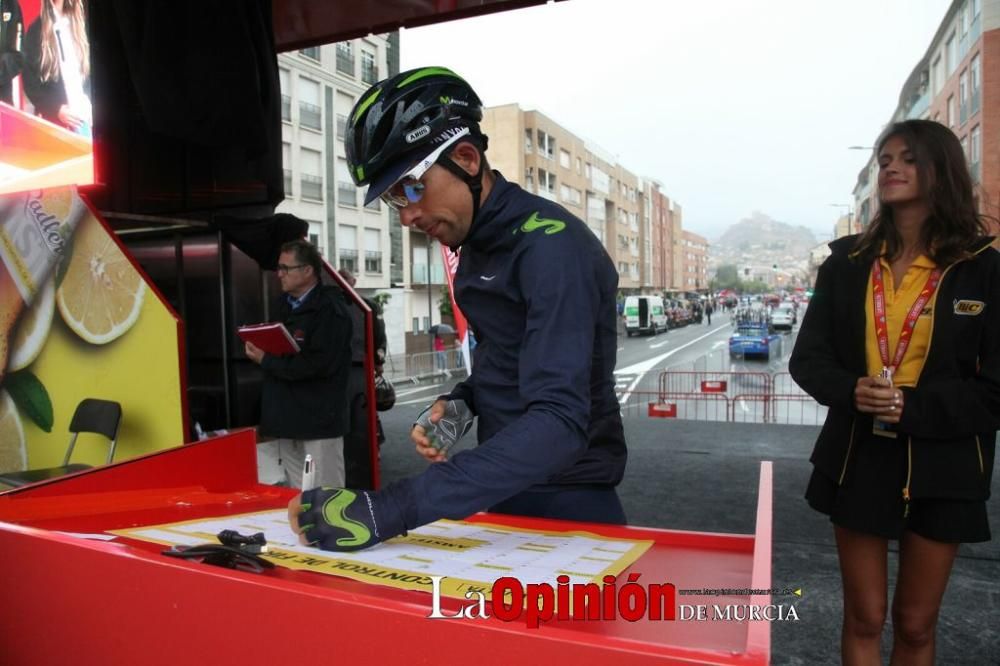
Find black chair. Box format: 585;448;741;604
0;398;122;488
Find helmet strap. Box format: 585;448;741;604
437;153;485;235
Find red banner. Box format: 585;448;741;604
439;244;471;370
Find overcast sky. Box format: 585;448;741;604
400;0;952;241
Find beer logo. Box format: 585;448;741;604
953;299;985;316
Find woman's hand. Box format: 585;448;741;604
57;105;84;131
854;376;903;423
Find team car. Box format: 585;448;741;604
729;322;783;360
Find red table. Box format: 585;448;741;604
0;430;773;665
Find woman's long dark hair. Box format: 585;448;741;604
853;119;987;266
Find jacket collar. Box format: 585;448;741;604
459;171;517;251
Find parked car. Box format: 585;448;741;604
771;305;796;331
729;322;783;360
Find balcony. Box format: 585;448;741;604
280;94;291;122
362;62;379;86
906;91;929;120
338;181;357;206
365;251;383;274
411;263;446;284
339;249;358;274
299;101;321;130
971;161;981;182
336;52;354;76
971;88;981;114
283;169;292;196
300;174;323;200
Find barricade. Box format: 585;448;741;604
622;390;731;422
658;371;772;403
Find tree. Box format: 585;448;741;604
713;264;742;290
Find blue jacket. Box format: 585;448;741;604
384;173;627;530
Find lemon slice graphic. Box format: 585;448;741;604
8;277;56;372
56;216;146;344
0;390;26;475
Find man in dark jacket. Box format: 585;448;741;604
288;67;627;553
0;0;23;105
246;239;352;488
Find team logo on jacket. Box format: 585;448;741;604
514;212;566;235
953;299;985;315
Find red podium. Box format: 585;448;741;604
0;431;773;665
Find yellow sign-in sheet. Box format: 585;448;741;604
114;510;653;601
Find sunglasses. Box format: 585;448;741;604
380;127;471;210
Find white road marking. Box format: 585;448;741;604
615;325;731;405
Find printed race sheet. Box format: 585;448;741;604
114;510;653;601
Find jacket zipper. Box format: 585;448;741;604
838;418;857;485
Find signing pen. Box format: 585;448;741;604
301;454;315;491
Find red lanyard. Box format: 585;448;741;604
871;257;942;375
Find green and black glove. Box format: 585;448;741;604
297;487;405;552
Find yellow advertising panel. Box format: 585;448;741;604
0;187;185;474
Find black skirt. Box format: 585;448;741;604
805;432;991;543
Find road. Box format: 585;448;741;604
389;307;821;425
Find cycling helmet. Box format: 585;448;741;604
345;66;489;218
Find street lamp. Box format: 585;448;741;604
848;146;874;151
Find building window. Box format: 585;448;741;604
279;69;291;122
361;50;378;85
336;113;347;139
364;229;382;273
946;32;957;75
931;55;943;96
947;95;956;127
283;169;292;196
337;158;356;206
299;148;323;200
970;124;981;181
338;225;358;273
959;69;969;125
559;149;571;169
299;46;320;61
524;129;533;152
970;53;981;113
336;42;354;76
299;101;321;130
298;78;321;130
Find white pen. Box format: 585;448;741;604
301;454;315;491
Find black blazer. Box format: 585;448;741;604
790;234;1000;500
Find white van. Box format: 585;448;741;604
624;295;669;336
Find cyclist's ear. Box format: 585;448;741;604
448;141;482;177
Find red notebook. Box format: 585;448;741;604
237;322;300;356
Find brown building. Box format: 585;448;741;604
680;230;709;292
855;0;999;237
480;104;686;292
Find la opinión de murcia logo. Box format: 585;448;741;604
426;575;800;627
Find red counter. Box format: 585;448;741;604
0;430;772;665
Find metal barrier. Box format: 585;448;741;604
639;370;825;426
383;349;467;383
657;371;772;402
622;390;731;422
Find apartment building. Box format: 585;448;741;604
481;104;686;293
854;0;999;236
680;231;709;292
276;34;413;355
642;181;680;291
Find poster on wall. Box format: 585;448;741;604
0;187;185;476
0;0;94;196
